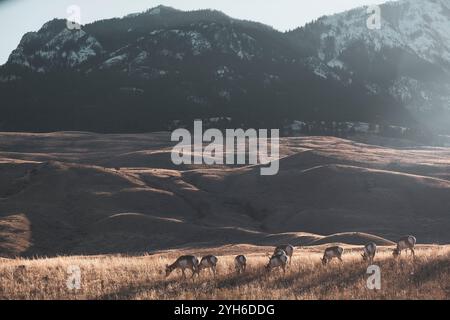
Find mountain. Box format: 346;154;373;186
0;2;448;133
287;0;450;131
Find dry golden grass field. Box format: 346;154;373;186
1;245;449;300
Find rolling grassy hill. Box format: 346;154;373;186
1;132;450;258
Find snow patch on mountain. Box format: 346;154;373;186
101;54;128;68
289;0;450;120
8;27;103;71
318;0;450;68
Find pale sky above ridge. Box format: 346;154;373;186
0;0;387;64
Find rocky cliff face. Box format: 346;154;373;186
288;0;450;129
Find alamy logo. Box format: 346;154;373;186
367;5;381;30
366;265;381;290
171;120;279;176
66;5;81;30
66;265;81;290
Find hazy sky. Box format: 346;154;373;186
0;0;388;65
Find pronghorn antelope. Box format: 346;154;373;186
196;255;219;277
274;244;294;265
393;235;417;258
234;255;247;274
361;242;377;264
321;246;344;265
165;255;199;279
266;251;288;274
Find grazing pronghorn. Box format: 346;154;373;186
321;246;344;265
393;235;417;258
361;242;377;264
274;244;294;265
196;255;219;277
165;255;199;279
234;255;247;274
266;251;288;274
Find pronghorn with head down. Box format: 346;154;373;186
165;255;199;279
274;244;294;265
393;235;417;258
361;242;377;264
321;246;344;265
196;255;219;277
266;250;288;274
234;255;247;274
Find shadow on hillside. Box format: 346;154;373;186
410;256;450;288
98;269;267;299
289;265;366;296
215;270;265;289
99;278;182;300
